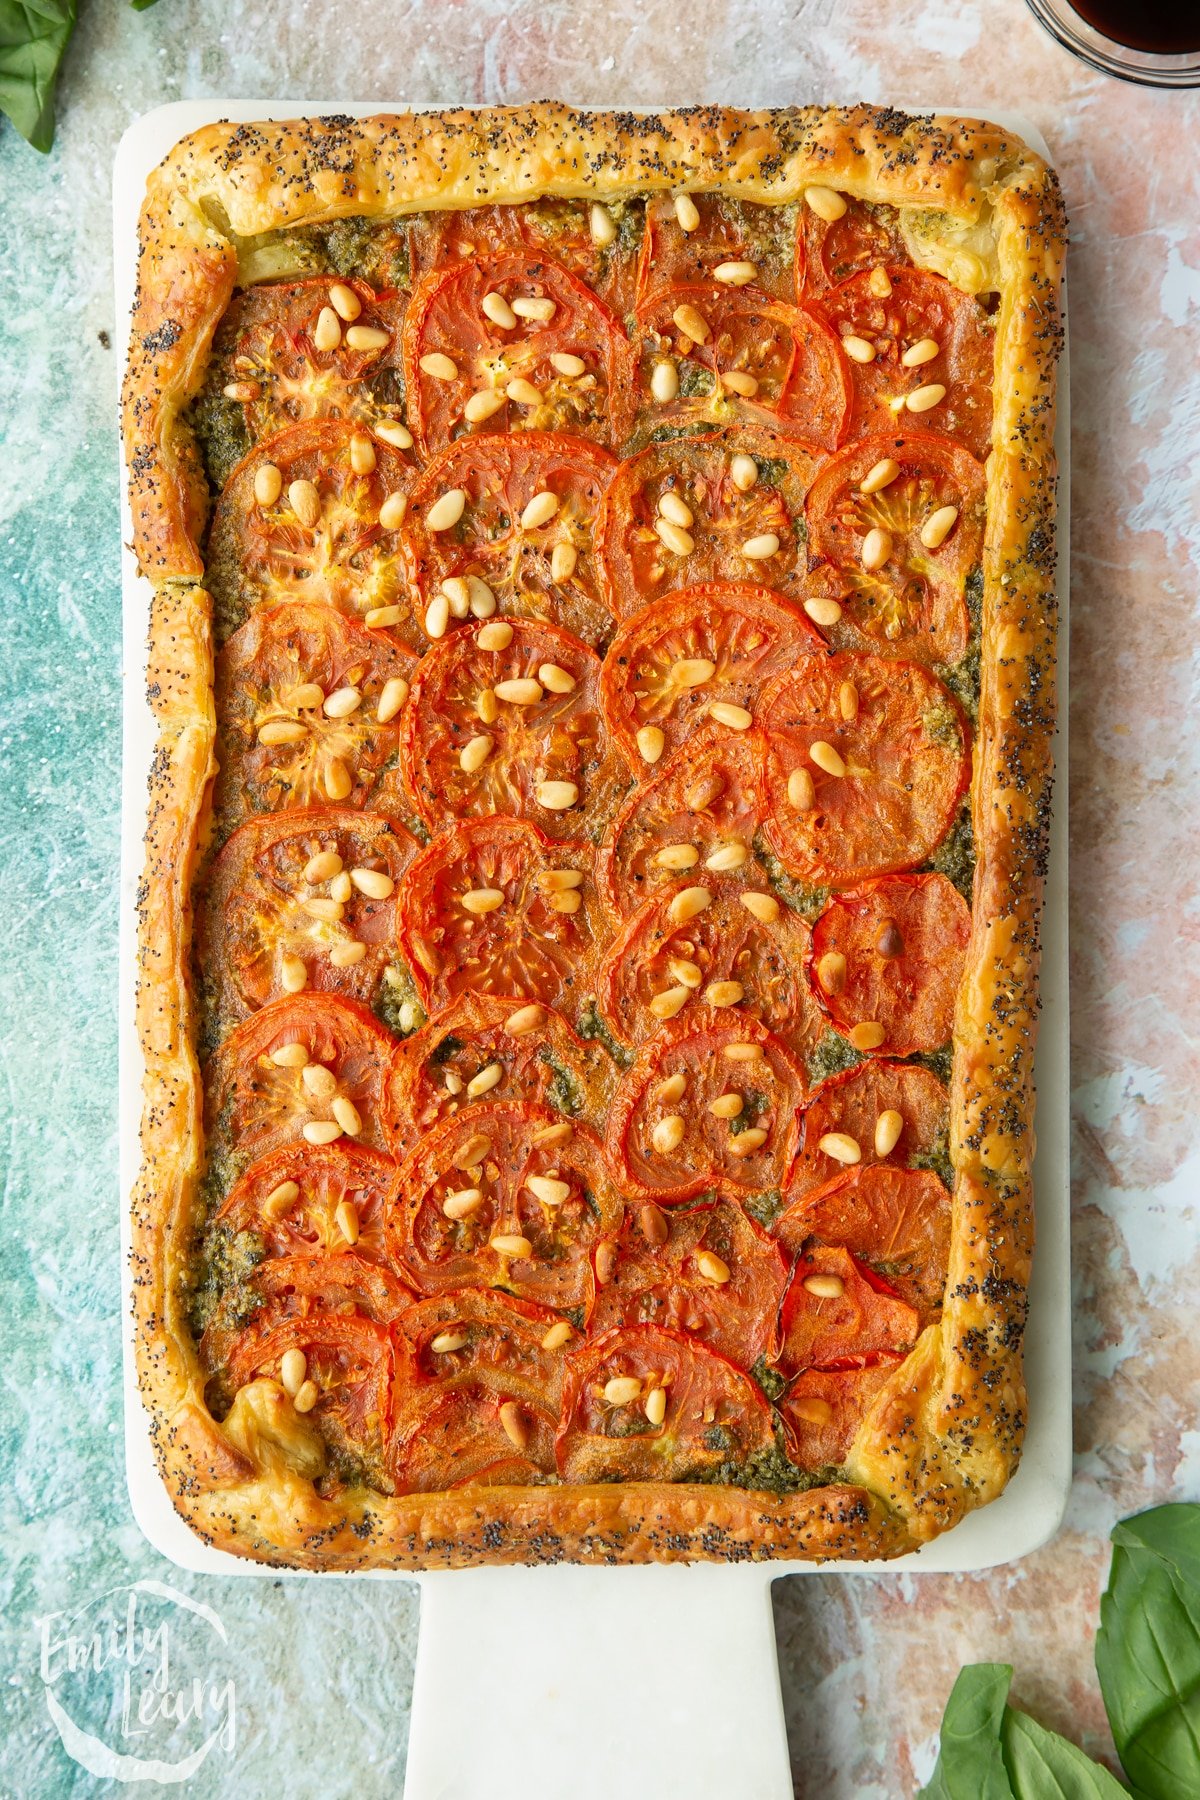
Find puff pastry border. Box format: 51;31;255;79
122;103;1065;1569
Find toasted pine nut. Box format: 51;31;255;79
324;758;353;801
721;370;759;397
451;1128;492;1172
644;1386;668;1426
425;594;450;640
741;891;780;923
637;725;666;764
551;541;577;582
426;488;467;532
656;1072;688;1104
658;490;694;529
328;871;352;903
669;885;712;924
549;887;581;916
650;359;679;403
672;302;710;344
741;533;780;560
604;1375;643;1406
902;337;940;368
498;1401;528;1449
258;720;307;746
431;1331;469;1354
521;491;559;530
505;1003;546;1036
538;867;584;892
350;867;394;900
921;505;960;549
527;1175;570;1207
459;733;493;773
653;1114;685;1154
279;1348;307;1397
477;620;514;651
697;1249;732;1283
714;260;757;286
788;766;816;809
640;1202;669;1247
538;662;576;694
590;202;617;245
727;1126;768;1157
706;841;748;872
868;266;893;298
730;453;758;492
804;185;847;221
375;419;413;449
349;432;376;476
849;1021;886;1051
314;306;342;351
346;324;389;351
655;517;695;556
507;378;543;408
420;351;458;380
536;780;579;811
491;1233;533;1259
513;295;556;322
648;985;689;1022
905;382;947;414
302;1061;339;1093
293;1379;320;1413
464;576;495;619
875;1109;904;1157
467;1061;504;1099
289;682;324;710
837;683;860;726
704;980;745;1008
861;527;893;571
709;1092;743;1119
379;489;407;530
327;281;361;322
377;677;409;723
464;387;507;423
596;1237;618;1285
542;1320;575;1349
481;290;517;329
550;351;586;377
804;596;843;627
710;701;752;730
673;192;700;232
335;1197;361;1243
686;772;724;811
672;657;715;687
271;1042;310;1068
656;843;700;870
288;479;321;528
842;335;877;364
254;462;282;507
668;957;702;989
804;1273;846;1299
303;1121;342;1146
263;1179;300;1219
365;605;403;629
441;576;471;620
817;950;847;993
810;741;847;778
280;957;307;994
332;1097;362;1138
323;685;361;719
222;381;260;402
723;1042;763;1061
860;457;900;496
329;940;367;968
477;688;499;725
443;1186;484;1220
462;887;505;914
531;1120;574;1147
818;1132;861;1165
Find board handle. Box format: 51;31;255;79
405;1564;791;1800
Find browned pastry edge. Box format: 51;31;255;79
123;103;1065;1568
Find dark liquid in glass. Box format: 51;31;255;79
1070;0;1200;52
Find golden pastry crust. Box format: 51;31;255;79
123;104;1065;1568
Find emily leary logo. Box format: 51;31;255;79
36;1579;236;1784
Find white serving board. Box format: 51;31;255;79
115;101;1071;1799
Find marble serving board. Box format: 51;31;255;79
115;101;1071;1800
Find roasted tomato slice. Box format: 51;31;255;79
788;1058;949;1204
600;583;823;766
809;872;971;1055
777;1245;919;1372
214;603;414;831
402;253;631;456
396;819;604;1018
822;268;995;460
396;1289;568;1410
388;1381;558;1491
199;810;417;1023
594;887;822;1056
774;1165;952;1319
408;198;641;316
217;1142;399;1267
760;653;971;888
400;618;625;839
780;1357;904;1469
597;727;769;920
206;421;419;648
206;994;395;1170
634;285;849;448
635;194;799;303
590;1199;788;1370
388;1101;623;1312
795;202;910;298
556;1324;776;1483
805;433;985;665
382;993;611;1156
200;278;406;472
607;1010;806;1203
596;428;820;618
400;432;618;648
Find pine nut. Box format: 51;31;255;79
709;1092;743;1119
668;957;702;989
804;597;843;627
672;657;715;687
468;577;497;618
644;1386;668;1426
849;1021;886;1051
332;1097;362;1137
505;1003;546;1036
653;1114;685;1153
314;306;342;352
462;887;505;914
512;295;556;323
551;542;577;582
714;261;757;286
741;533;780;560
640;1202;669;1247
420;351;458;380
860;458;900;496
327;281;362;322
304;850;343;884
288;682;325;711
861;527;893;571
804;185;847;222
656;518;695;556
293;1379;320;1413
453;1133;492;1170
658;490;694;529
491;1233;533;1259
686;772;724;810
706;841;748;872
833;684;858;728
279;1348;308;1399
818;1132;861;1165
710;701;752;730
377;677;408;723
817;951;846;993
280;957;307;994
921;505;960;549
669;886;712;924
804;1273;845;1298
650;360;679;403
443;1186;484;1219
346;325;389;352
902;337;940;368
672;302;710;344
730;454;758;492
223;381;260;402
481;290;517;329
323;685;361;719
542;1320;575;1349
842;335;876;364
527;1175;570;1207
721;370;759;397
727;1127;768;1156
460;733;493;773
366;605;403;629
303;1121;342;1145
810;741;847;778
467;1061;504;1098
532;1120;574;1146
905;382;947;414
375;419;413;449
477;688;499;725
426;488;467;531
788;766;816;809
498;1401;528;1449
335;1197;361;1242
604;1376;643;1406
263;1179;300;1219
348;433;376;476
288;479;321;529
271;1042;310;1069
350;867;394;900
329;940;367;968
704;980;745;1007
538;867;584;891
302;895;345;924
595;1240;616;1286
868;266;892;298
379;490;408;529
673;192;700;232
431;1331;469;1354
536;780;579;810
254;462;282;507
464;388;507;423
425;594;450;639
258;720;307;746
723;1042;762;1061
637;725;665;764
507;378;543;408
538;662;576;694
741;891;779;923
590;203;617;245
656;843;699;870
875;1109;904;1156
697;1249;731;1283
521;491;559;530
328;872;352;903
442;577;472;619
656;1072;688;1104
550;352;585;377
444;1072;464;1095
478;620;514;651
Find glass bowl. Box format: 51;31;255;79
1025;0;1200;85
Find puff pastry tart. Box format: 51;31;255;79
122;105;1065;1569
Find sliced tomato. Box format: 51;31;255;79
596;726;769;920
388;1381;558;1491
774;1164;952;1318
795;203;910;297
590;1199;787;1369
636;194;799;302
400;432;618;648
249;1249;412;1323
381;993;611;1156
207;421;419;648
402;253;631;456
780;1357;904;1469
396;819;604;1017
396;1289;568;1410
760;653;971;888
607;1010;806;1203
217;1142;400;1267
400;618;625;838
809;872;970;1055
634;285;849;448
388;1101;623;1313
205;277;406;451
777;1245;919;1372
594;886;822;1057
805;433;985;666
822;268;995;460
600;583;823;766
199;810;416;1022
556;1324;776;1483
214;603;415;832
408;199;641;316
788;1059;950;1204
205;993;395;1170
596;428;820;618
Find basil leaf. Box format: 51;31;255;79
1002;1709;1128;1797
0;0;77;152
919;1663;1015;1799
1096;1504;1200;1800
